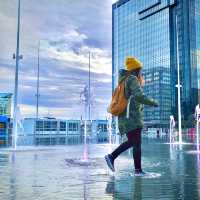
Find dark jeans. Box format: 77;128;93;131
111;128;142;170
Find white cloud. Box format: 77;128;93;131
43;44;112;75
0;0;112;119
63;30;88;45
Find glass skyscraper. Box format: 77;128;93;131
0;93;12;147
112;0;200;127
0;93;12;118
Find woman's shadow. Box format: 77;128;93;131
105;175;142;200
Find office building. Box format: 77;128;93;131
112;0;200;127
0;93;12;117
17;118;109;146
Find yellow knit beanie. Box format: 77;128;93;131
125;56;143;71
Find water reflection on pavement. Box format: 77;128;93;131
0;139;200;200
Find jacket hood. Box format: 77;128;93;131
118;69;136;82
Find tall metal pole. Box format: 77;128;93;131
13;0;21;149
36;41;40;119
34;41;40;145
176;15;182;144
88;51;91;121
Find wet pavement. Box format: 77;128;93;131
0;138;200;200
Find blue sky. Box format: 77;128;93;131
0;0;116;119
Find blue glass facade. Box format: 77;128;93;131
170;0;200;120
190;0;200;111
0;116;10;147
0;93;12;118
112;0;200;127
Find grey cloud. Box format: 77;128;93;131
17;58;111;117
0;0;112;119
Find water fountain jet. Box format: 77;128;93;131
195;104;200;152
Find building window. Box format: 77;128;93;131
51;121;57;131
0;122;6;136
36;120;57;132
0;96;11;117
98;124;107;132
44;121;51;131
36;121;43;131
68;123;78;132
60;121;66;131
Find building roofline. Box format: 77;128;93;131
112;0;130;9
0;93;13;98
23;118;108;122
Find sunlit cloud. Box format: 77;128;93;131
0;0;112;119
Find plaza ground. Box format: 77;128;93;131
0;138;200;200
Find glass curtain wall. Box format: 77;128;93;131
113;0;171;127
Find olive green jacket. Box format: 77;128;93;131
118;69;158;135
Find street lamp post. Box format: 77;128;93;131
88;51;91;121
33;40;41;145
36;41;40;120
175;15;182;144
12;0;23;149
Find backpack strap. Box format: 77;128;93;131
124;75;131;97
126;95;133;119
124;75;135;119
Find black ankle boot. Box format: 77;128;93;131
105;154;115;172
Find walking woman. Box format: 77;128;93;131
105;56;158;176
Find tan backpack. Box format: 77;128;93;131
108;76;129;116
